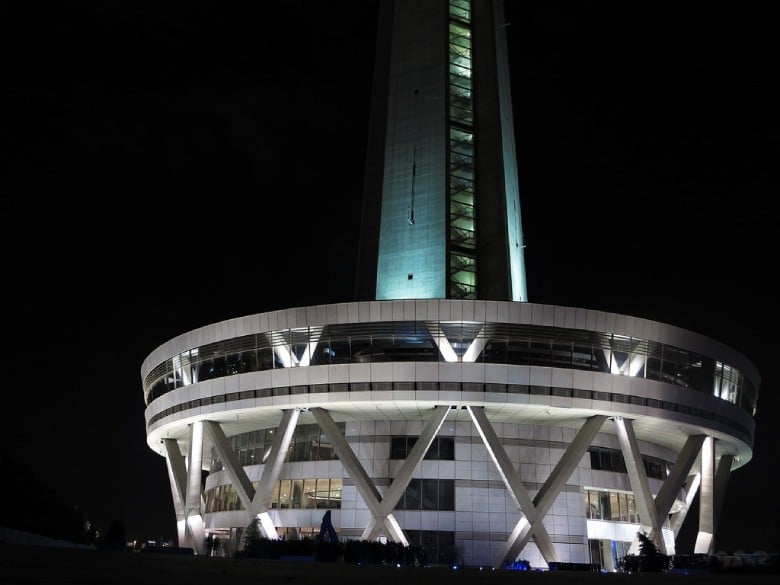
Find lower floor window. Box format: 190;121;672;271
395;478;455;510
406;530;456;564
204;477;342;513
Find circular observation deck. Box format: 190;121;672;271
141;300;758;468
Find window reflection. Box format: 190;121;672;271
144;321;754;415
210;423;344;472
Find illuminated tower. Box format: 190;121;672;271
141;0;760;570
355;0;527;302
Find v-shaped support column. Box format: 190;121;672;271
203;420;254;518
185;421;206;553
614;416;705;555
466;405;558;565
163;438;187;547
651;433;707;553
694;436;715;554
614;416;659;553
670;473;701;537
310;406;452;545
362;405;452;541
309;407;407;544
162;426;206;553
252;408;301;536
491;414;608;568
203;409;301;539
694;437;732;555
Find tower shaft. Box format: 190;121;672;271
355;0;527;302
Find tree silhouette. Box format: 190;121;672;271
636;531;671;572
617;531;671;573
241;517;262;554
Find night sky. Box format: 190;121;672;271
4;2;778;554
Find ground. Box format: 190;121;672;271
1;544;777;585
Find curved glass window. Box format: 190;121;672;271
209;423;344;472
144;321;757;416
204;477;342;513
584;489;670;529
588;447;670;480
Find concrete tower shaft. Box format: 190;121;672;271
355;0;528;303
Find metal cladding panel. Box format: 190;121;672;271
376;0;449;300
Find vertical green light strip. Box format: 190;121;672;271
447;0;476;299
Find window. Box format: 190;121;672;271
584;489;643;525
396;479;454;510
390;436;455;460
406;529;456;564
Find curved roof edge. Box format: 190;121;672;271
140;300;760;390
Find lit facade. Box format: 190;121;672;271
354;0;527;303
141;0;759;570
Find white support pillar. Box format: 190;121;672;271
462;336;488;363
310;407;410;545
500;415;608;567
424;322;458;362
614;416;661;553
671;473;701;536
466;405;558;565
203;421;256;519
616;423;705;555
163;438;187;547
204;409;301;540
652;434;706;554
655;435;707;520
252;408;301;538
694;436;715;555
509;415;608;561
363;405;451;541
254;408;301;512
185;422;206;554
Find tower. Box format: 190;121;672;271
355;0;527;302
141;0;759;570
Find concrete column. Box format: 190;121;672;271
498;415;607;567
671;473;701;536
185;422;206;554
252;408;301;538
363;404;451;540
311;407;410;545
203;421;256;519
694;436;715;555
466;405;557;564
163;438;187;547
614;417;660;552
653;434;706;554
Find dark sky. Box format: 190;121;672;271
4;2;778;554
